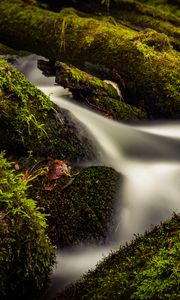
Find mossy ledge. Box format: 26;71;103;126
52;213;180;300
0;1;179;118
15;155;123;247
0;58;95;161
0;152;55;300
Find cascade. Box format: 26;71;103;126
14;55;180;298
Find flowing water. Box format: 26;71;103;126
13;55;180;298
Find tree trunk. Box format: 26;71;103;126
0;0;179;118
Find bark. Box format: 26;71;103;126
38;59;146;120
0;0;179;118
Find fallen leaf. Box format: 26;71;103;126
47;160;70;180
44;182;57;191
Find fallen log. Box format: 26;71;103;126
0;1;179;118
38;59;146;120
39;0;180;50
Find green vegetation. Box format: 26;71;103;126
54;214;180;300
0;152;55;300
136;0;180;18
0;58;94;161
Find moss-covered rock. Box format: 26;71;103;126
0;58;95;161
0;152;55;300
53;213;180;300
24;159;123;247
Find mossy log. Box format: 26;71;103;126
52;214;180;300
17;154;122;247
0;58;95;161
0;1;179;118
135;0;180;18
39;0;180;50
110;0;180;51
38;59;146;120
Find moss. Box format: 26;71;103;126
0;152;55;300
89;95;146;120
64;0;180;51
55;61;120;98
136;0;180;18
21;157;123;247
54;213;180;300
133;29;172;52
110;9;180;51
0;58;95;161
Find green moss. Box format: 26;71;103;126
136;0;180;18
55;214;180;300
113;11;180;51
55;61;120;98
26;161;122;247
90;95;146;120
134;29;172;52
90;0;180;51
0;152;55;300
131;242;180;299
0;58;95;161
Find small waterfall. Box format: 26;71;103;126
13;55;180;298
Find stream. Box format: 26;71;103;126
13;55;180;299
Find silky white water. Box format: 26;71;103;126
14;55;180;298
